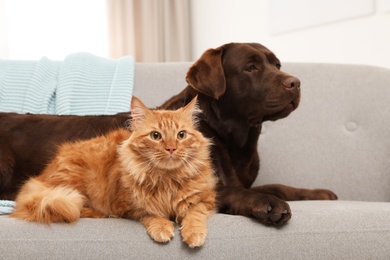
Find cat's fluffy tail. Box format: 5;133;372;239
11;178;86;224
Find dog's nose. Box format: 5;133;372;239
283;77;300;89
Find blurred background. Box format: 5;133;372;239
0;0;389;68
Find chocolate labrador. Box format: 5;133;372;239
160;43;337;225
0;42;337;225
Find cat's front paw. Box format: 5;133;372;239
181;221;208;248
146;219;175;243
181;230;207;248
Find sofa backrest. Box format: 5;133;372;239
134;62;390;202
259;63;390;202
133;62;191;108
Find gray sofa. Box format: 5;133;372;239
1;62;390;259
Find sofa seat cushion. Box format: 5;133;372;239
1;200;389;259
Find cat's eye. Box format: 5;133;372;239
177;131;187;140
150;131;162;140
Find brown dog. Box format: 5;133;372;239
0;42;337;225
160;43;337;225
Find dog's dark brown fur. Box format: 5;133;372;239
0;43;337;224
160;43;337;225
0;112;130;200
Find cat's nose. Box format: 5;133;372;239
166;146;176;155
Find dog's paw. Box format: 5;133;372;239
301;189;338;200
251;195;291;226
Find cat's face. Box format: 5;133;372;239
125;96;210;172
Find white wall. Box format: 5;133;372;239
0;0;8;58
1;0;108;60
2;0;389;67
190;0;390;69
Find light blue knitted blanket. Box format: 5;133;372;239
0;200;15;215
0;53;134;214
0;53;134;115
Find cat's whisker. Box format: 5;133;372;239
181;157;216;181
147;160;159;174
182;154;209;168
181;158;202;176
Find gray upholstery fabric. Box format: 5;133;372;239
2;201;390;259
257;63;390;202
1;62;390;259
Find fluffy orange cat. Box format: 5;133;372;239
11;96;217;248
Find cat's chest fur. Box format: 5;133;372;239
122;172;201;220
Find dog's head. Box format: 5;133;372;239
186;42;300;125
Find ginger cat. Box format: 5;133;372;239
11;96;217;248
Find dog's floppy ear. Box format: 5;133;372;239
185;47;226;100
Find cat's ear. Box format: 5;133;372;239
182;95;201;120
130;97;149;127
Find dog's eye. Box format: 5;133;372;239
276;63;281;70
244;65;257;72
